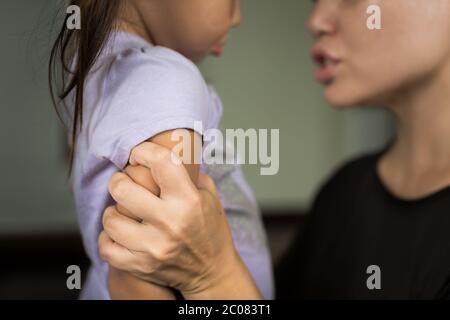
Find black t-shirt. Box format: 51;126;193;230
276;152;450;299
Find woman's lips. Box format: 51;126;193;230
311;46;341;84
314;62;339;84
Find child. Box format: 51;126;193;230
49;0;273;299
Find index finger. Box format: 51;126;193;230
129;142;198;200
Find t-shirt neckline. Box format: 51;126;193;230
373;150;450;206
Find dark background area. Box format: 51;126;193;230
0;213;304;300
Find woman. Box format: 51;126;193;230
99;0;450;299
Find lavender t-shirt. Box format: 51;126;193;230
65;31;273;299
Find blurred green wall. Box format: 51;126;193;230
0;0;392;234
0;0;76;233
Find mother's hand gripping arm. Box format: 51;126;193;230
99;142;263;299
107;130;201;300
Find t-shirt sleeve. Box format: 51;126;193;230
89;47;210;169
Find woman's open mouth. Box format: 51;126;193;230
311;45;342;85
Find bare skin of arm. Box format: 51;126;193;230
108;129;201;300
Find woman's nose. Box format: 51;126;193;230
307;1;337;38
231;0;242;28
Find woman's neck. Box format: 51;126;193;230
379;60;450;199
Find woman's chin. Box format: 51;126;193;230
324;91;355;109
324;85;370;109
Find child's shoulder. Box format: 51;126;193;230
98;34;207;95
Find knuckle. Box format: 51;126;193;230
102;209;117;231
131;144;144;158
109;176;129;200
170;218;189;239
108;173;121;193
132;145;148;164
152;248;169;263
103;218;115;234
102;206;115;229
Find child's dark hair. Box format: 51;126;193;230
49;0;122;171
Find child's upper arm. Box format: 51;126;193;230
90;48;210;171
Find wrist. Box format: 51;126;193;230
183;249;263;300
